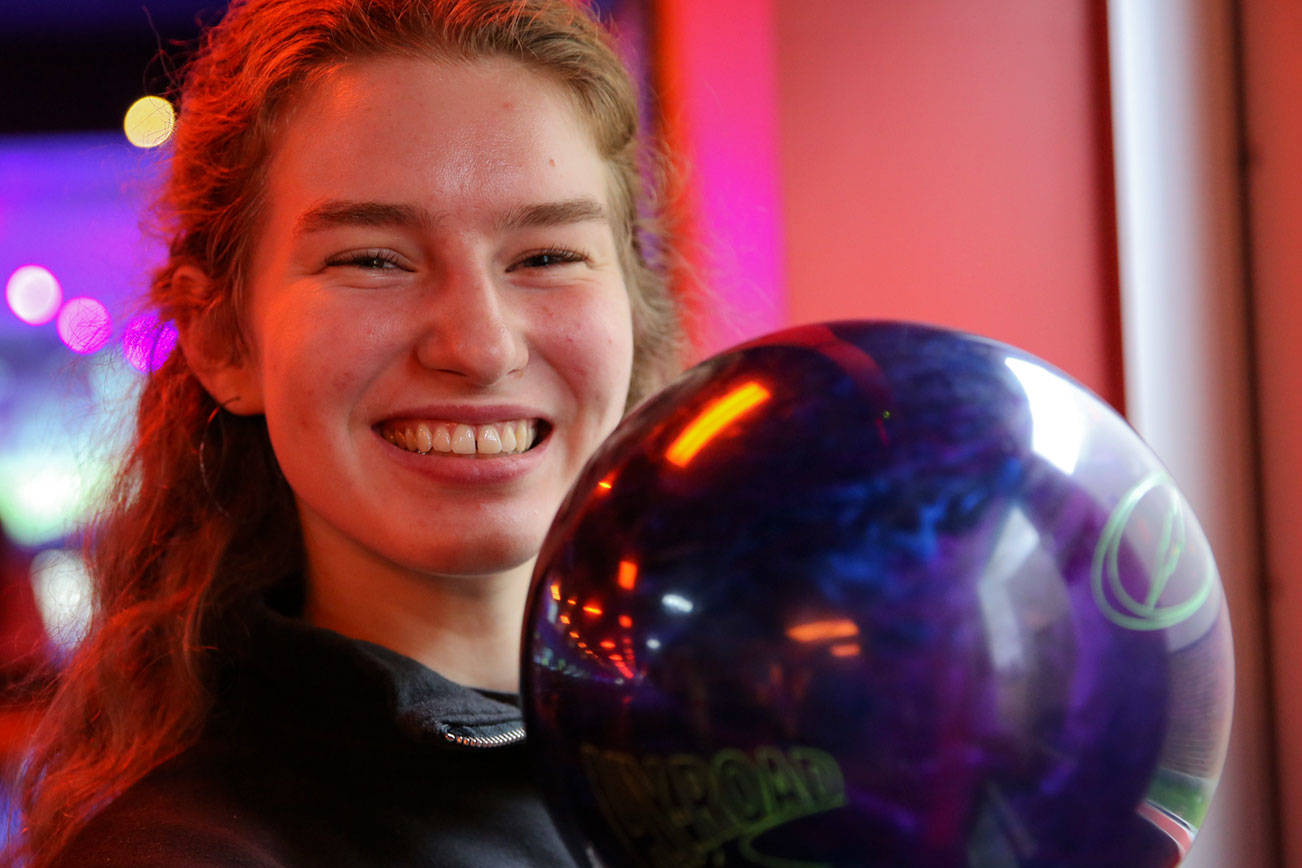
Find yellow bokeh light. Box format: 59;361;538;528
123;96;175;148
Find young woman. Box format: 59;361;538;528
16;0;684;864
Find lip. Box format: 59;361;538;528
374;403;551;427
370;403;553;485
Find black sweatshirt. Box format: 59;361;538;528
54;602;578;867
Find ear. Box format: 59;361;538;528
175;265;265;416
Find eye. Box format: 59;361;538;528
508;247;590;271
326;249;404;270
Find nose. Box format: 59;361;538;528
413;265;528;386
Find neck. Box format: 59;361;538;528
302;557;534;694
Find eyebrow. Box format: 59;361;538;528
295;201;432;236
294;197;608;236
496;198;608;231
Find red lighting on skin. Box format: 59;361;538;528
56;297;112;354
666;380;771;467
6;265;62;325
830;642;861;658
617;560;638;591
787;618;860;643
582;604;603;616
618;615;633;629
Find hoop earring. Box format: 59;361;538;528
198;405;234;520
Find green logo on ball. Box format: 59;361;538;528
1091;472;1214;631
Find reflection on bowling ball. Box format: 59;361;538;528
522;321;1232;868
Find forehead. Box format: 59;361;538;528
265;55;608;222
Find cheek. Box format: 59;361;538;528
561;294;634;417
256;306;388;435
530;292;632;437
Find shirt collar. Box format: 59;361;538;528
215;597;526;749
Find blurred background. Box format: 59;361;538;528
0;1;1296;864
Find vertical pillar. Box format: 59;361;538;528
1107;0;1277;864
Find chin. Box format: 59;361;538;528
402;536;541;580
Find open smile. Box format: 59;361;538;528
377;418;551;457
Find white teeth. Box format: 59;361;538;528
382;419;540;456
451;424;476;454
433;425;452;453
415;423;433;454
477;425;502;454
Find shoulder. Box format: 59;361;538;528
51;751;288;868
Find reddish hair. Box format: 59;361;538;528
15;1;683;862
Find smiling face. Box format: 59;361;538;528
223;55;634;586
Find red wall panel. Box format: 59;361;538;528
775;1;1123;408
1243;2;1302;864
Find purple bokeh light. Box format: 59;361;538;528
6;264;63;325
56;297;112;354
121;312;178;372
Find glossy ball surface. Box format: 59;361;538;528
522;321;1232;868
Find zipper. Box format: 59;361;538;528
442;726;526;748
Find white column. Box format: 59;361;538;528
1107;0;1276;865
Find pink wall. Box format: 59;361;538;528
774;0;1123;409
652;0;787;357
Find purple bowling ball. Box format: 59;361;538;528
522;321;1232;868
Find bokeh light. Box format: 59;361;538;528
123;95;175;148
0;452;108;547
5;264;63;325
30;549;93;650
56;297;112;354
121;312;178;373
